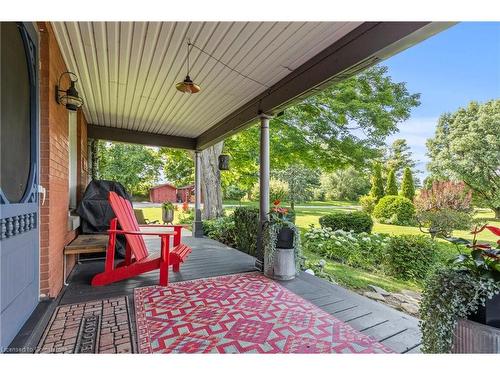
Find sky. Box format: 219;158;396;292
382;22;500;181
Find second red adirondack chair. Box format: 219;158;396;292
91;191;192;287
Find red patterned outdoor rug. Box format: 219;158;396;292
134;272;393;353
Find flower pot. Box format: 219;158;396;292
468;292;500;329
276;227;294;249
162;208;174;224
265;247;296;281
453;318;500;353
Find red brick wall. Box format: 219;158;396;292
38;22;88;298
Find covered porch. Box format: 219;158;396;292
2;20;450;353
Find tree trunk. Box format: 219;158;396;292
494;207;500;220
200;142;224;219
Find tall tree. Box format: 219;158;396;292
426;100;500;218
200;142;224;219
273;165;320;210
385;168;398;195
369;162;385;202
400;167;416;201
97;141;163;196
383;139;418;180
319;166;371;201
159;148;194;187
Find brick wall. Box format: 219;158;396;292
38;22;89;298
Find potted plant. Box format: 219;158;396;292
447;225;500;327
262;200;301;280
419;224;500;353
161;201;175;224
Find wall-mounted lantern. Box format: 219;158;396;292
56;71;84;111
218;154;230;171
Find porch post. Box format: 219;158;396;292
256;113;271;270
193;150;204;237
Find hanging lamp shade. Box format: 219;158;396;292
176;41;201;94
176;75;201;94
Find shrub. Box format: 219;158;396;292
203;215;237;247
385;235;437;281
319;211;373;233
416;208;472;238
303;227;389;270
233;206;260;256
177;208;193;224
373;195;416;226
369;163;385;202
400;167;415;201
414;180;472;212
223;185;246;201
385;168;398;196
251;178;289;203
319;167;370;201
359;194;377;214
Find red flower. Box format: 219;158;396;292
273;199;281;206
485;226;500;237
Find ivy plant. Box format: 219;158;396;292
420;269;500;353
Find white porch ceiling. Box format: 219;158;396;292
51;22;362;138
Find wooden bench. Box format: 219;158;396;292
64;234;109;285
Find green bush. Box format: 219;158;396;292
359;194;377;214
223;185;246;201
400;167;415;201
177;208;194;224
385;168;398;196
373;195;416;226
416;208;472;239
303;227;389;271
233;206;260;256
319;211;373;233
385;235;437;281
203;215;237;247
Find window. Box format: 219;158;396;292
68;112;78;209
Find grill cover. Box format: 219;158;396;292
76;180;131;257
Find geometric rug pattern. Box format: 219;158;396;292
134;272;393;353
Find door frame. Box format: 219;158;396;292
0;21;40;350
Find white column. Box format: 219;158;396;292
256;114;271;269
193;150;203;237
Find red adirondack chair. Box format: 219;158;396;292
91;191;192;287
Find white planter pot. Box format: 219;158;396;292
265;247;296;281
453;319;500;353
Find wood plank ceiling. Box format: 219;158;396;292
51;22;361;139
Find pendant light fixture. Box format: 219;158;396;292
176;41;201;94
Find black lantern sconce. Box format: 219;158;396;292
56;71;84;111
218;154;230;171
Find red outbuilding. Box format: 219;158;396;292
149;183;178;203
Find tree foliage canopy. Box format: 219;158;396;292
97;141;163;196
426;100;500;216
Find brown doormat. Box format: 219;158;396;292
36;297;136;353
